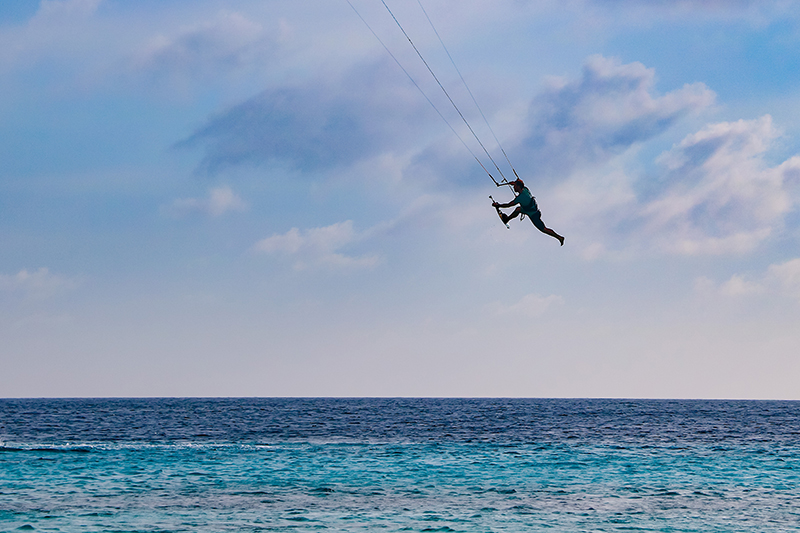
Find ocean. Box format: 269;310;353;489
1;398;798;532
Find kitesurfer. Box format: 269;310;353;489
492;179;565;245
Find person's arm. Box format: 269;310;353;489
493;197;518;209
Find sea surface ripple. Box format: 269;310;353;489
1;398;798;532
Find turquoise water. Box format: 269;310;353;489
1;398;799;532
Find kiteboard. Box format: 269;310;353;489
489;195;509;229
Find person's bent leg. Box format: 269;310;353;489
500;207;522;224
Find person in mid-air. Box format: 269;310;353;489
492;179;565;245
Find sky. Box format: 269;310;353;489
2;0;800;399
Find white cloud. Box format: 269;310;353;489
641;116;797;255
135;11;275;80
668;229;773;256
0;268;79;299
164;186;247;218
766;258;800;300
518;55;715;179
718;274;765;297
36;0;103;19
557;112;800;258
252;220;380;270
0;0;106;73
489;293;565;319
695;257;800;301
695;273;762;299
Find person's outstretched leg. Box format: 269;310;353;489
543;227;565;246
531;215;564;245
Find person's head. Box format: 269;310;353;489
512;179;524;192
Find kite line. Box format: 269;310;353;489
346;0;517;190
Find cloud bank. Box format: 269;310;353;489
176;49;799;260
178;59;432;174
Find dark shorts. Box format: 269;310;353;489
527;211;546;232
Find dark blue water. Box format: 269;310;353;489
1;398;799;532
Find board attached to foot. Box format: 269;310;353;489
489;195;509;229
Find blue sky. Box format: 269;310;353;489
2;0;799;398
